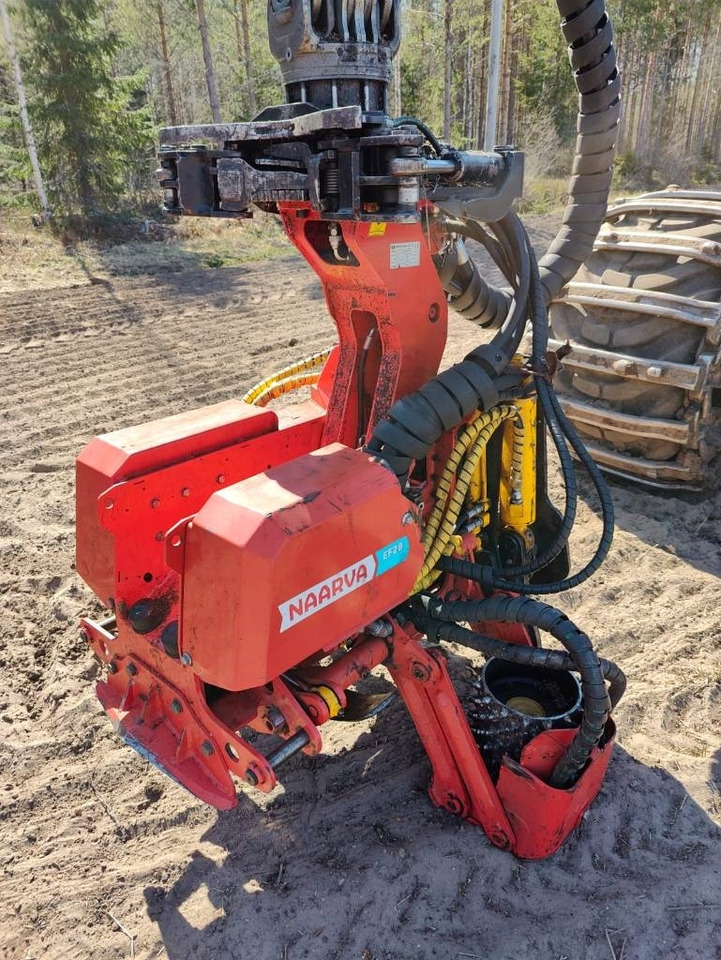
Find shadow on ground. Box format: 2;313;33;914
575;468;721;580
144;698;721;960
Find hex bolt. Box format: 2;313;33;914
366;618;393;638
265;706;286;733
126;662;138;677
216;474;226;484
180;652;193;666
181;487;191;498
411;662;431;682
444;793;463;815
489;831;512;851
401;511;415;526
170;698;183;714
200;740;214;757
150;498;161;509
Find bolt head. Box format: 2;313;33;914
401;511;415;526
126;662;138;677
411;662;430;682
245;767;259;786
444;793;463;815
200;740;214;757
180;652;192;667
170;698;183;714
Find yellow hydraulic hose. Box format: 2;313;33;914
250;371;322;407
242;348;332;405
413;404;523;593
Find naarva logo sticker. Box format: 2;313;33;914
278;536;410;633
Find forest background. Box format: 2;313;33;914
1;0;720;223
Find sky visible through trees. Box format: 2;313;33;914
1;0;719;214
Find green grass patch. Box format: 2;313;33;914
0;210;293;292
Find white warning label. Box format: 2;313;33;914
390;241;421;269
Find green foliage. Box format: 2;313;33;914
516;176;568;214
0;63;32;207
513;0;576;140
399;3;445;133
2;0;719;219
22;0;155;214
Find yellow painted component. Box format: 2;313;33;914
368;222;387;236
467;432;489;530
250;371;321;407
242;348;332;405
313;685;343;719
507;696;546;717
413;405;518;593
499;396;537;534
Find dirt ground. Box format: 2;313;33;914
1;217;720;960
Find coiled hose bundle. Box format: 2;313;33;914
364;0;624;788
417;595;626;788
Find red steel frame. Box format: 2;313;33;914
76;204;614;859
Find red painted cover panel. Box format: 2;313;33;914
76;400;278;600
179;443;423;690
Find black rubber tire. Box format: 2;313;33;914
549;190;721;481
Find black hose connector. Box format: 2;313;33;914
425;596;620;788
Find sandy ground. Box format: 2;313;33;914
1;219;720;960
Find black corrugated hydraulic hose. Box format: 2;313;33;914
539;0;622;302
438;241;615;592
364;360;521;481
391;116;443;156
436;0;620;314
422;595;624;788
364;210;532;483
434;236;512;330
486;227;581;581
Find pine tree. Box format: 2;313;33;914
23;0;154;214
0;61;30;204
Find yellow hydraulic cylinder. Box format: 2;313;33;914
499;396;537;535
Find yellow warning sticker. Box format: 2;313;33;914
369;222;387;236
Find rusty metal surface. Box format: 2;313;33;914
560;281;721;346
606;197;721;220
557;396;694;444
549;188;721;490
594;227;721;269
578;442;701;486
159;106;364;146
548;336;708;394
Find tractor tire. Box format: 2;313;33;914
548;188;721;490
